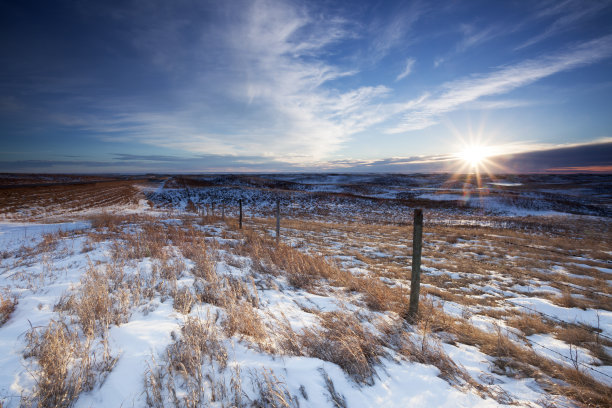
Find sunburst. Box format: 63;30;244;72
438;119;514;207
457;145;492;171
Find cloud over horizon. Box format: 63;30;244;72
2;141;611;174
1;0;611;172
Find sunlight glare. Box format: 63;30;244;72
458;145;490;169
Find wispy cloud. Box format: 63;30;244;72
3;0;611;172
365;2;425;64
396;58;416;81
388;34;612;133
456;23;499;52
43;0;409;164
3;138;610;174
465;99;539;110
432;20;516;69
517;0;611;50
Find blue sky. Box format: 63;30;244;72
1;0;612;173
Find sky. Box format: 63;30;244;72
1;0;612;173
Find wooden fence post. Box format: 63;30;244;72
222;203;225;220
239;199;243;229
276;199;280;243
408;208;423;322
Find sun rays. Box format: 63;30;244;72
457;145;492;170
434;119;517;205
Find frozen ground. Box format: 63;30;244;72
0;173;610;407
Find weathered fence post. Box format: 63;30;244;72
239;199;243;229
276;199;280;243
222;203;225;220
408;208;423;322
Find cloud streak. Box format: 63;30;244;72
396;58;415;81
517;0;611;50
37;0;412;164
2;0;612;172
2;140;611;174
388;33;612;133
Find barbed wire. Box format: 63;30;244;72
506;300;612;343
497;321;612;381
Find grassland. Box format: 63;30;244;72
0;173;610;407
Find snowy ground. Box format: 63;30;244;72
0;173;610;407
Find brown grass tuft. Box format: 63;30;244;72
144;315;239;407
237;229;407;313
251;369;298;408
224;300;267;344
300;311;383;384
0;288;17;326
507;312;555;337
55;263;131;336
172;287;196;315
23;319;117;408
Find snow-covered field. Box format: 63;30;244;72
0;173;610;407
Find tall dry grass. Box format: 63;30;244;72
144;315;238;407
423;305;612;407
55;263;131;336
300;310;382;385
0;288;17;326
23;319;116;408
236;229;407;314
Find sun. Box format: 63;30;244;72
457;145;491;170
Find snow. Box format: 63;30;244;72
1;173;611;407
508;297;612;338
229;343;506;408
443;343;546;405
527;333;612;386
0;221;89;252
417;193;469;202
489;183;523;187
75;302;181;407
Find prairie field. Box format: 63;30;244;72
0;173;611;408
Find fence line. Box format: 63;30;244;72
496;320;612;381
506;300;612;343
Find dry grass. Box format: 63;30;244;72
224;300;267;343
5;176;610;406
265;313;302;357
507;312;556;337
300;310;383;384
144;315;240;407
23;319;116;408
0;288;17;326
226;220;611;403
250;369;298;408
556;325;612;366
89;211;124;231
246;211;612;312
385;321;487;393
169;316;228;377
432;310;612;407
552;290;593;310
319;368;347;408
0;179;144;221
55;263;131;336
172;287;196;315
236;229;407;314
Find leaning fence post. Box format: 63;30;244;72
239;199;243;229
276;199;280;243
408;208;423;322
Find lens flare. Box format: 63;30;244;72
458;145;490;169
